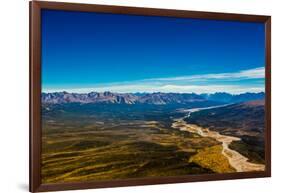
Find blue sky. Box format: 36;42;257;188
42;9;265;94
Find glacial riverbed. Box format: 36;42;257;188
172;105;265;172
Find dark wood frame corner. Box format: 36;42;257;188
29;1;271;192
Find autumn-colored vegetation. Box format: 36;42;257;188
189;145;236;173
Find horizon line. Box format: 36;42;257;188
42;90;265;95
42;67;265;95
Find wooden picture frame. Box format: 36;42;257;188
30;1;271;192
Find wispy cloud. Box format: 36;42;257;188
144;67;264;82
44;84;264;94
43;67;265;94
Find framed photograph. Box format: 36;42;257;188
30;1;271;192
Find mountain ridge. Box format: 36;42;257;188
42;91;265;105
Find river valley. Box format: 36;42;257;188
172;105;265;172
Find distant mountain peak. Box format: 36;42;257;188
41;91;265;105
